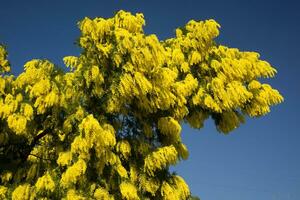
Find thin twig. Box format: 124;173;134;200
28;153;53;162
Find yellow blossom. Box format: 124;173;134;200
35;172;55;193
119;182;140;200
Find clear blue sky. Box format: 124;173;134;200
1;0;299;199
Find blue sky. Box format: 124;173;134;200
1;0;299;199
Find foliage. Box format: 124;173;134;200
0;10;283;199
189;196;200;200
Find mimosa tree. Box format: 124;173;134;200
0;10;283;199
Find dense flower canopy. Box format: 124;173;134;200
0;10;283;199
